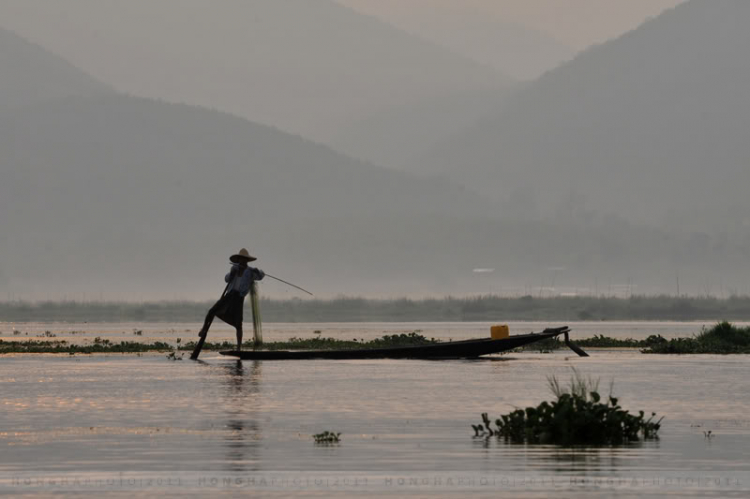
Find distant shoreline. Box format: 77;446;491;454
2;295;749;323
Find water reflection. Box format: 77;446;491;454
473;437;660;474
222;360;262;472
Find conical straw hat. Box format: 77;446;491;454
230;248;257;263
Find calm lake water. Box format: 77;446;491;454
2;322;750;497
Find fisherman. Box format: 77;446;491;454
196;248;265;353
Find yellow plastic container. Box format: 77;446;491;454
491;324;509;340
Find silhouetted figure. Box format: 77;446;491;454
191;249;264;359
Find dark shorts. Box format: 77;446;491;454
213;290;244;329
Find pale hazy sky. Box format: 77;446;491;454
338;0;686;50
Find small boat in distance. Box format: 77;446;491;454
220;326;588;360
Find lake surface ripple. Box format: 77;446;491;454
1;322;749;497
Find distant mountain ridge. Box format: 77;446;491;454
328;86;514;171
338;0;575;80
2;89;748;298
2;11;749;300
0;20;505;298
0;0;512;143
0;90;502;297
420;0;750;229
0;26;111;109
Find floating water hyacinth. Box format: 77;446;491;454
165;351;184;361
643;321;750;354
313;431;341;444
473;369;663;445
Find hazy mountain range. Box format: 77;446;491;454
337;0;576;80
338;0;686;56
0;28;504;298
420;0;750;230
2;0;749;299
0;27;112;110
0;0;511;158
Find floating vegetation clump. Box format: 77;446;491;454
518;334;668;353
473;370;663;445
0;333;435;355
313;431;341;444
579;335;667;348
166;351;184;361
643;322;750;354
0;339;174;354
249;332;436;352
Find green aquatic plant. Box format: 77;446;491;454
517;334;669;353
547;368;601;400
643;322;750;354
643;334;668;347
0;332;435;355
578;335;666;348
313;431;341;444
244;332;437;352
0;339;174;354
473;370;663;445
166;351;184;361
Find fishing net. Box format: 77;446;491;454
250;281;263;346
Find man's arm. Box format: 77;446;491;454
238;267;264;297
225;264;240;283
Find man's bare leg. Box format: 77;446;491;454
192;306;217;359
190;334;207;360
236;325;243;352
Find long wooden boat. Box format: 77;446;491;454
220;326;587;360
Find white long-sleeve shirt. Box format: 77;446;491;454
225;265;265;298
